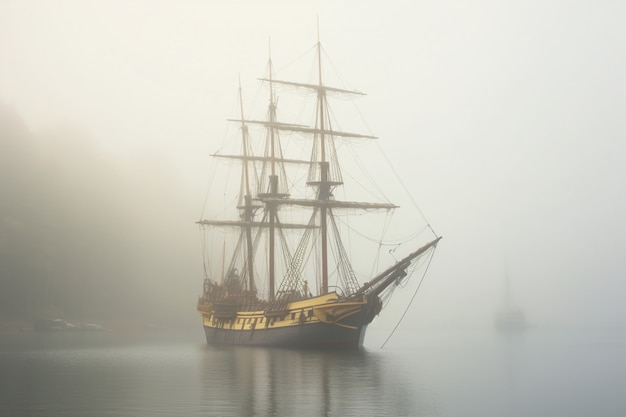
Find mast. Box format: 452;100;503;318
316;33;330;295
238;78;255;292
267;46;278;300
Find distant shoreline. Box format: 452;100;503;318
0;318;197;334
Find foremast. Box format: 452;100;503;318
197;78;260;297
201;51;316;304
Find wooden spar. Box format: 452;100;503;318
211;153;311;165
317;38;329;296
220;240;225;285
320;162;329;295
226;120;378;140
238;79;255;292
238;78;250;199
257;197;396;210
356;236;442;298
257;78;366;96
268;53;277;300
244;195;255;291
196;219;315;229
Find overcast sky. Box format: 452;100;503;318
1;0;624;334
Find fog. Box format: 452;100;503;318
1;0;624;334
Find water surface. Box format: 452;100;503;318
1;327;624;416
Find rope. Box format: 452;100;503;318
380;247;437;349
374;141;438;238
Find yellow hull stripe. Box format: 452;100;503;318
198;292;367;331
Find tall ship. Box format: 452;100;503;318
196;36;441;349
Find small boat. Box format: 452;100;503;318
494;308;527;332
196;34;441;349
494;273;527;332
33;318;108;332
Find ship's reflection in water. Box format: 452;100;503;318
0;330;438;416
199;346;437;416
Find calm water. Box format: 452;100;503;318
0;326;624;416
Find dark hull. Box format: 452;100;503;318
203;321;368;349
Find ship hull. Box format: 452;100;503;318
202;320;368;349
198;292;377;349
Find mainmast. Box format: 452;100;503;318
254;35;399;299
316;36;331;295
267;51;278;300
